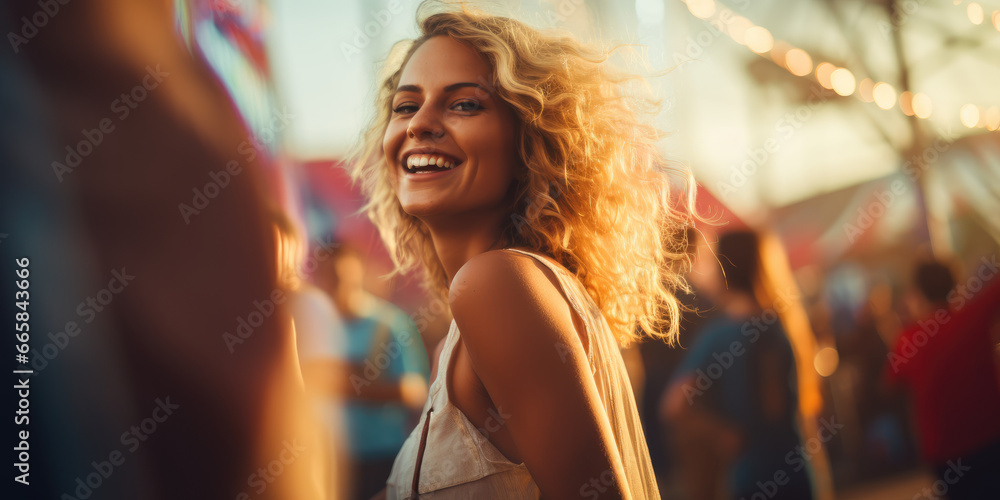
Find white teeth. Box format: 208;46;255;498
404;154;461;173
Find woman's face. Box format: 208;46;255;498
383;35;521;220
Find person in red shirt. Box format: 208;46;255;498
887;259;1000;499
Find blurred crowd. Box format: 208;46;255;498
638;228;1000;500
3;1;998;500
272;217;1000;500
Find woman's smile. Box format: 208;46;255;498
400;148;465;177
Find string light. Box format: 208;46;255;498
677;1;995;130
831;68;856;96
769;41;792;69
745;26;774;53
684;0;715;20
873;82;897;110
726;15;754;45
785;48;813;76
899;91;914;116
816;62;836;89
858;78;875;102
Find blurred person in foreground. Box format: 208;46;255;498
886;260;1000;500
662;230;818;500
317;243;430;500
1;0;321;498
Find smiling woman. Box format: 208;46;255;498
346;1;693;499
383;35;521;226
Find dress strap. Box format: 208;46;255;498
502;248;596;368
426;320;460;402
502;248;582;306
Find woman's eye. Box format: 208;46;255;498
452;100;483;112
393;104;418;114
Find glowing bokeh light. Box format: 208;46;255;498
745;26;774;53
814;347;839;377
960;104;981;127
785;48;813;76
873;82;896;109
858;78;875;102
985;107;1000;130
912;92;933;118
968;3;984;24
830;68;856;96
815;62;836;89
686;0;716;20
899;91;914;116
726;16;754;45
769;41;793;71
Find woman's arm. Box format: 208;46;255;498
449;250;630;500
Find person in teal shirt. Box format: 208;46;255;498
321;243;429;500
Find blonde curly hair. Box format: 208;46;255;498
347;1;695;346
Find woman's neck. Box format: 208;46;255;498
421;209;509;287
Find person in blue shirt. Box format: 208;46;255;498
317;243;430;500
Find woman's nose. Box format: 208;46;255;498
406;107;445;140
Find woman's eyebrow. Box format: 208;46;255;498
395;84;421;95
442;82;488;93
394;82;489;96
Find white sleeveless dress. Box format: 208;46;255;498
385;248;660;499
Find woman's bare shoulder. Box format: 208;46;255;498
448;248;584;365
449;249;553;306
